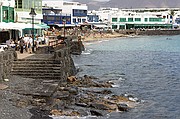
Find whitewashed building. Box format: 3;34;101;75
92;7;180;29
42;0;88;26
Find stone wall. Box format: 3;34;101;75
137;29;180;35
0;49;17;81
54;47;77;79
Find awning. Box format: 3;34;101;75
56;24;76;27
36;23;50;29
0;22;42;30
94;24;108;28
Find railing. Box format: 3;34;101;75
48;39;64;47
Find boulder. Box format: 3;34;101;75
117;103;130;112
90;102;117;110
67;76;77;82
90;110;103;116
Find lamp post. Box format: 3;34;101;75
29;8;36;53
63;19;66;41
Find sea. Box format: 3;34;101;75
55;35;180;119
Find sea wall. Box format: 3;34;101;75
54;47;77;79
0;49;17;81
117;29;180;36
137;29;180;35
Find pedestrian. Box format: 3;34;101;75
19;37;24;53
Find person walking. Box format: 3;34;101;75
19;37;24;53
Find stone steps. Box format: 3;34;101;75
12;67;62;71
12;64;62;68
11;70;62;73
11;58;64;80
22;76;63;80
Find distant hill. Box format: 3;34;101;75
73;0;180;10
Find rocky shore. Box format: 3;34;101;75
0;38;140;119
0;74;139;119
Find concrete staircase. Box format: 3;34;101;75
11;59;63;80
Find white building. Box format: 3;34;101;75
42;0;88;25
92;7;180;29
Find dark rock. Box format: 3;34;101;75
90;110;103;116
94;89;112;94
53;91;69;99
90;102;114;110
77;109;89;117
68;87;78;95
117;103;129;112
29;107;52;119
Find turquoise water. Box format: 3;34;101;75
72;35;180;119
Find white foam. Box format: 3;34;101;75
81;52;91;55
50;115;97;119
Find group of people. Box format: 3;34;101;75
18;35;37;54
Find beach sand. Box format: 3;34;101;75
81;32;128;42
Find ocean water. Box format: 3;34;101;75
71;35;180;119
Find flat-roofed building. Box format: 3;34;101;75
42;0;88;26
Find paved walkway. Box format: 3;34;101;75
16;51;35;59
16;51;54;60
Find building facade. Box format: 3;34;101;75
42;0;88;26
15;0;42;24
0;0;15;23
15;0;43;35
93;8;180;30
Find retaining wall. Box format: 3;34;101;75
0;49;17;81
54;47;76;79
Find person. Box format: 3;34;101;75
27;36;33;53
45;35;49;45
19;37;24;53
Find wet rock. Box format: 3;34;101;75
50;109;80;116
85;75;98;79
117;103;130;112
90;102;117;110
77;109;89;117
68;87;78;95
50;109;63;116
90;110;103;116
110;95;130;102
75;102;89;107
99;89;112;94
70;111;80;116
29;107;52;119
53;91;69;99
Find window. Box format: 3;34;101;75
112;18;117;22
145;18;148;22
149;18;164;22
82;19;86;22
17;0;22;8
135;18;141;22
119;18;126;22
128;18;133;22
47;16;55;21
112;25;117;29
78;18;81;23
119;25;125;29
73;18;76;23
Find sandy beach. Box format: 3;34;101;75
81;32;128;42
